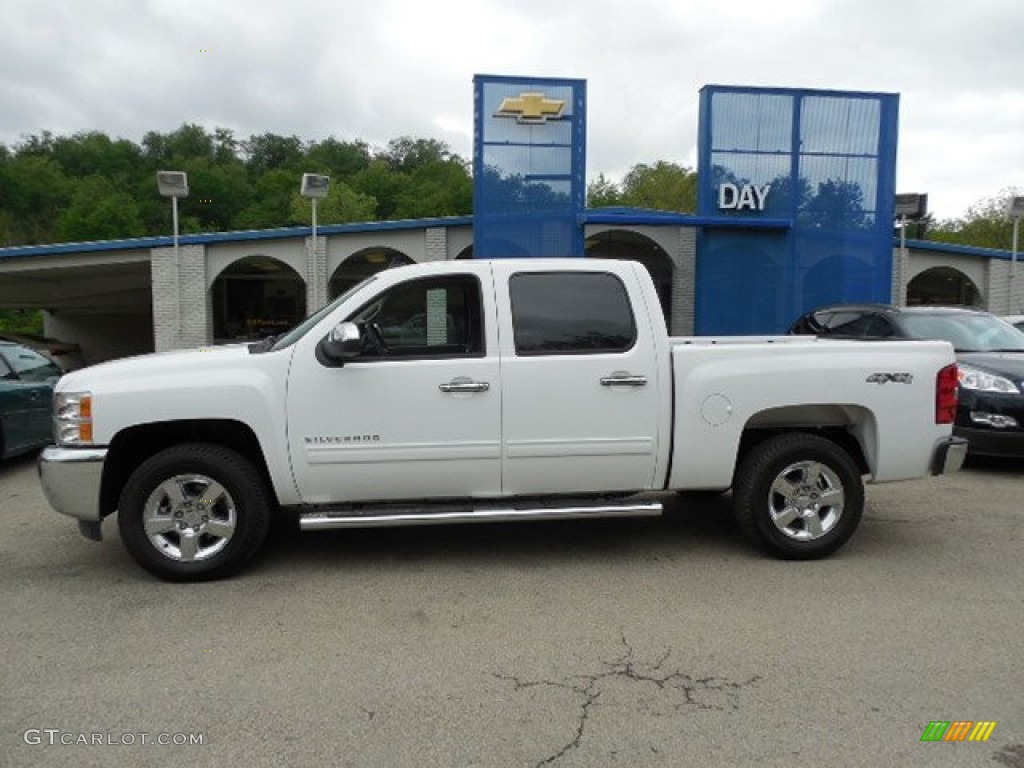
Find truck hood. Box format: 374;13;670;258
56;344;255;392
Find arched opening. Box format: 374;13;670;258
907;267;981;306
211;255;306;342
329;248;414;299
585;230;675;324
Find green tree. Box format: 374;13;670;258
235;169;300;229
393;159;472;219
57;175;145;241
930;189;1022;250
50;131;144;182
384;137;455;173
0;309;44;334
178;158;253;232
619;161;698;212
212;127;240;165
242;133;305;177
1;154;70;243
288;181;377;225
350;159;407;220
306;138;372;179
164;124;216;163
587;173;624;207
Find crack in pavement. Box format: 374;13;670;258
494;635;760;767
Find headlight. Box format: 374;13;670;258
957;365;1020;394
55;392;93;445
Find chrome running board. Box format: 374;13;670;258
298;498;663;531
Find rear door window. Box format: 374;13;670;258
509;272;636;355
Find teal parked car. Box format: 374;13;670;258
0;341;62;459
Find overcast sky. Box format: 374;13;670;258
3;0;1022;222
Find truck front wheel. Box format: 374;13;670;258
117;443;272;581
732;433;864;559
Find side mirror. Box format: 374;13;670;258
317;321;363;365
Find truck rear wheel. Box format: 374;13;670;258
117;443;271;581
732;433;863;559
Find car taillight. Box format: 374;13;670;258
936;364;958;424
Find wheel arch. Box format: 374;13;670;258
100;419;275;518
738;404;877;477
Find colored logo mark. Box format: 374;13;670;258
495;92;565;124
920;720;997;742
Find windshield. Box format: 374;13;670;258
0;345;62;382
899;312;1024;353
267;276;377;352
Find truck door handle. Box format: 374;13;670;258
439;378;490;393
600;373;648;387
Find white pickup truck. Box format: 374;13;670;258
40;259;966;581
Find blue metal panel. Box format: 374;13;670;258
473;75;586;258
696;85;899;334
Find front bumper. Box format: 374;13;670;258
954;425;1024;458
38;445;108;526
955;392;1024;457
931;436;968;476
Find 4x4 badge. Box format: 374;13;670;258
866;372;914;385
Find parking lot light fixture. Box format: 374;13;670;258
156;171;189;253
301;174;330;306
157;171;189;344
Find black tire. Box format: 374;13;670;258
117;443;272;581
732;433;863;560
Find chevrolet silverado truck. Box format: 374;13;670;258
39;259;966;581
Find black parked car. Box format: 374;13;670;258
789;304;1024;457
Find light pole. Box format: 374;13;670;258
1009;196;1024;312
895;193;927;304
301;173;330;308
156;171;189;346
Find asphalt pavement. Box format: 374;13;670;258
1;452;1022;768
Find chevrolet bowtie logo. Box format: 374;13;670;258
495;92;566;124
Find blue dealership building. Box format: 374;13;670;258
473;75;900;335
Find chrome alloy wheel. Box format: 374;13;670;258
142;474;237;562
767;460;845;541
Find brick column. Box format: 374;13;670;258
671;227;697;336
151;243;208;351
424;227;448;262
891;246;908;305
305;235;328;313
985;260;1012;314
